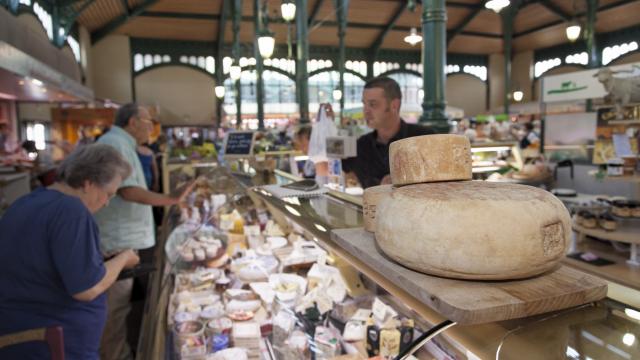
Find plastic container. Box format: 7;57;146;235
174;320;207;358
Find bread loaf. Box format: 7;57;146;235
389;134;472;185
362;185;393;232
375;181;571;280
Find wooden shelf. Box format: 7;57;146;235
572;222;640;244
332;228;607;325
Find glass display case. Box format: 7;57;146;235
139;164;640;360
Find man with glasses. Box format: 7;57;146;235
95;103;191;360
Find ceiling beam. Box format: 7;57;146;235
135;10;503;39
120;0;130;16
308;0;325;26
447;6;483;45
538;0;571;21
370;1;406;57
445;1;481;9
140;11;219;20
514;0;636;38
91;0;159;43
459;30;502;39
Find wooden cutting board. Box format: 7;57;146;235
331;228;607;325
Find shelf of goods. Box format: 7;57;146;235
138;164;640;360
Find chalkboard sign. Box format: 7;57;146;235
223;131;256;158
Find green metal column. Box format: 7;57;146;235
254;0;265;130
501;6;514;116
585;0;598;112
296;0;310;124
52;2;61;48
234;0;242;129
335;0;348;121
7;0;19;14
419;0;448;133
216;0;228;131
586;0;599;68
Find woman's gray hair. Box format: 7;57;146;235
57;144;132;189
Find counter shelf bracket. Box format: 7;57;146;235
394;320;457;360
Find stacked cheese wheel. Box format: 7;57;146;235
363;134;571;280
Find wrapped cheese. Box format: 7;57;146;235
375;181;571;280
363;185;393;233
389;134;472;185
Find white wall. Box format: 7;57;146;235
512;50;534;103
91;35;133;103
446;74;487;117
134;66;218;126
489;53;505;112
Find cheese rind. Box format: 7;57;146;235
362;185;393;232
389;134;472;185
375;181;571;280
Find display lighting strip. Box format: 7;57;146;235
33;2;53;40
565;51;588;65
65;33;81;62
463;65;487;81
470;146;511;153
534;57;561;78
373;61;401;76
446;64;461;74
346;60;367;77
603;41;639;65
16;0;81;63
404;63;422;73
133;53;173;72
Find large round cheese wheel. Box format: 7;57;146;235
389;134;472;186
362;184;393;233
375;181;571;280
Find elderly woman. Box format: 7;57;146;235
0;144;140;360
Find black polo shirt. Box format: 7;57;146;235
342;120;434;188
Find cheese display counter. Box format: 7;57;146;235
138;164;640;360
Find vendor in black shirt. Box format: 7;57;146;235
342;77;433;188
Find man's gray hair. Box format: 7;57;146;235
114;103;139;128
57;144;132;189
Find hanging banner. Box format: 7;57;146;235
542;62;640;103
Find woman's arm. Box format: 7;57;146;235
72;250;139;302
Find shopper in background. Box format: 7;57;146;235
519;122;540;149
0;144;139;360
293;125;316;179
342;76;433;188
95;103;193;360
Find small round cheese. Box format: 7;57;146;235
362;184;393;232
375;181;571;280
389;134;472;186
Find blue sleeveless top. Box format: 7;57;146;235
137;152;154;189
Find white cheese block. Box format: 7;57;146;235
389;134;472;185
375;181;571;280
362;184;393;232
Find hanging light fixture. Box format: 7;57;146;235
215;85;226;98
513;90;524;102
281;0;296;22
258;30;276;59
485;0;510;13
230;64;242;81
404;28;422;46
332;88;342;101
566;22;582;42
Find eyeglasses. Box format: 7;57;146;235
137;116;154;125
